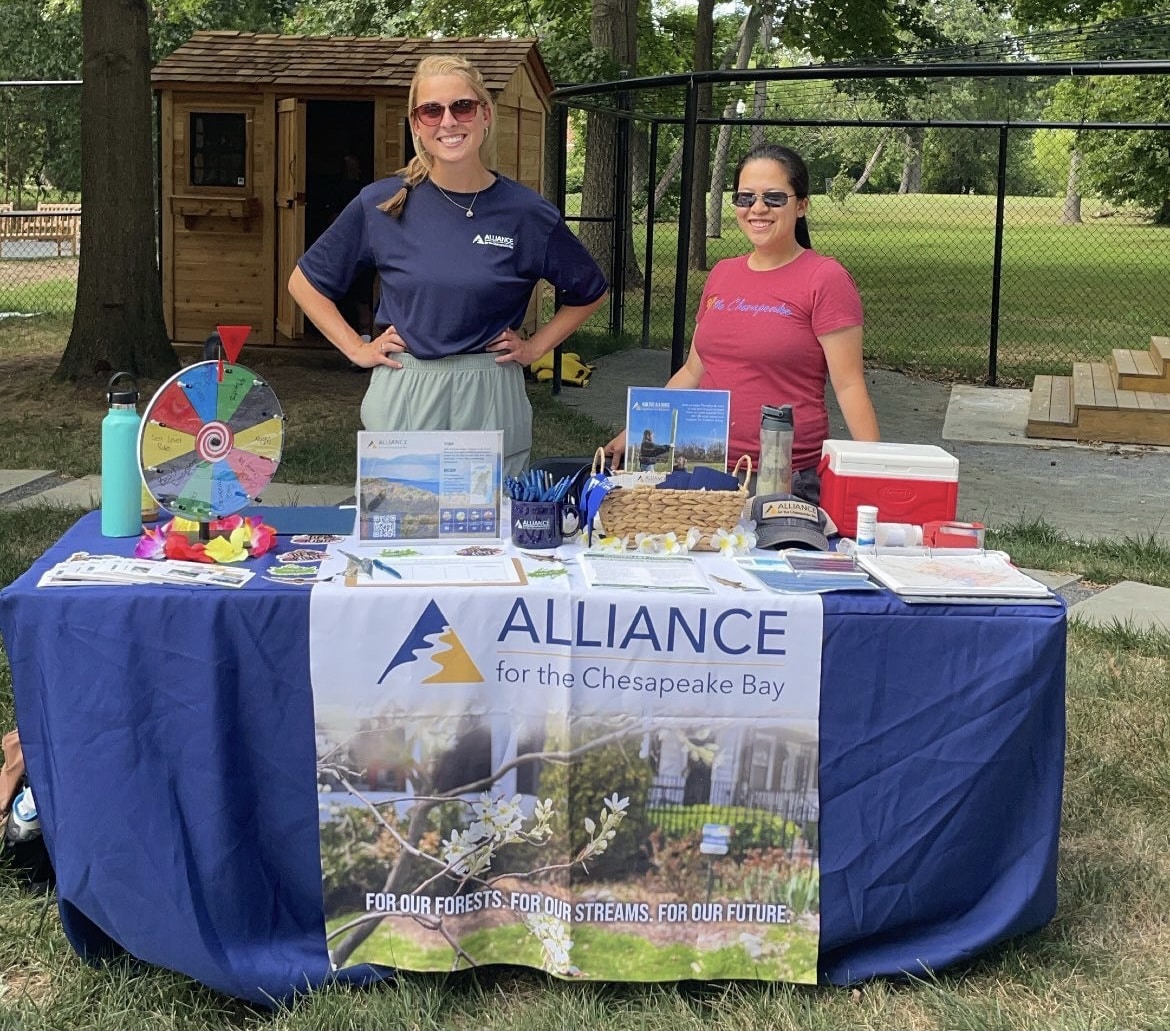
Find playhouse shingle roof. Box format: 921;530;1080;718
151;31;552;97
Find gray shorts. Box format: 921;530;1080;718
359;352;532;477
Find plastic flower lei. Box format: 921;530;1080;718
134;514;276;564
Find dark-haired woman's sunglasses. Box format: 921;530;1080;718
411;99;483;126
732;190;791;208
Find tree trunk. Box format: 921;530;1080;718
705;6;764;239
898;127;924;195
852;130;889;193
56;0;176;381
1060;147;1082;225
579;0;642;292
688;0;715;270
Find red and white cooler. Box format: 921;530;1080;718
818;440;959;538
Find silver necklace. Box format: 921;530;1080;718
433;181;480;218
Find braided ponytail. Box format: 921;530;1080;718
377;154;433;218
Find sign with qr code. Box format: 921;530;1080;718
355;431;503;544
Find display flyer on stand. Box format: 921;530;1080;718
624;387;731;473
309;580;822;983
355;430;503;543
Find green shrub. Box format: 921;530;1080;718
647;804;801;859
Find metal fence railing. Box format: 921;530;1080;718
0;81;81;354
554;59;1170;386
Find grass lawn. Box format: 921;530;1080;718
2;330;1170;1027
566;192;1170;386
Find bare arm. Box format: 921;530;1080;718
287;266;403;369
604;341;705;469
821;324;880;441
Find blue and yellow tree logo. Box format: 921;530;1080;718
377;600;484;684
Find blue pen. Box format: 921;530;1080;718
372;558;403;579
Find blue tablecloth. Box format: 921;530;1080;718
0;511;1066;1003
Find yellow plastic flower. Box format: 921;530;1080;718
203;531;249;563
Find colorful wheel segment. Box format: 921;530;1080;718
138;361;284;521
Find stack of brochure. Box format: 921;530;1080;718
735;552;879;594
578;553;713;593
856;550;1057;604
37;554;254;589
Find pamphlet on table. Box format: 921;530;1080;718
857;550;1053;599
355;430;503;544
624;386;730;473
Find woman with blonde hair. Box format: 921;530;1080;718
289;55;608;475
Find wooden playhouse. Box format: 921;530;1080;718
151;31;553;348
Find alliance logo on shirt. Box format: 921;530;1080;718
473;233;515;250
376;599;485;685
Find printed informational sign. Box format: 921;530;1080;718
309;579;823;984
624;387;731;474
355;431;503;544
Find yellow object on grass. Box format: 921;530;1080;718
530;350;594;387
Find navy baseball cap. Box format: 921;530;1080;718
750;493;837;551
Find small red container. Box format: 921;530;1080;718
818;441;959;537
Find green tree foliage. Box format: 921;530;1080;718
149;0;296;61
536;732;655;880
1075;75;1170;222
0;1;82;202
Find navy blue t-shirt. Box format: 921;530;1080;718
297;174;608;359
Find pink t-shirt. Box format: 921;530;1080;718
694;249;863;472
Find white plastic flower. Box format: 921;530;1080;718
713;521;758;556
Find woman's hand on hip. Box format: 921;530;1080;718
352;325;407;369
487;327;539;366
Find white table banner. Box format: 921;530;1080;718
309;553;823;983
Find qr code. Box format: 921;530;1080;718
372;514;399;538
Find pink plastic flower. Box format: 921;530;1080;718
133;526;167;560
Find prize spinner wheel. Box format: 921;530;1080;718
138;360;285;521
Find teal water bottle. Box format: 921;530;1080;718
101;372;143;537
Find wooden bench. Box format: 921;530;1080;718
0;203;81;256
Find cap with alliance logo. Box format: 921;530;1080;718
749;493;837;551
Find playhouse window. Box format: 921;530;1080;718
189;112;247;188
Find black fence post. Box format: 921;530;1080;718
611;82;631;337
988;125;1009;387
552;101;569;395
671;78;700;375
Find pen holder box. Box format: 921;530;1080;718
818;440;958;538
511;500;570;549
592;448;751;550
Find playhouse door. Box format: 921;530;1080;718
276;97;306;339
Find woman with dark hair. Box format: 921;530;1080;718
288;55;608;476
605;143;878;504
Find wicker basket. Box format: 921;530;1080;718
592;448;752;549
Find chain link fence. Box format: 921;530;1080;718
0;81;81;357
5;67;1168;390
556;58;1170;386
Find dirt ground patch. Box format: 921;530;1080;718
0;257;78;288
